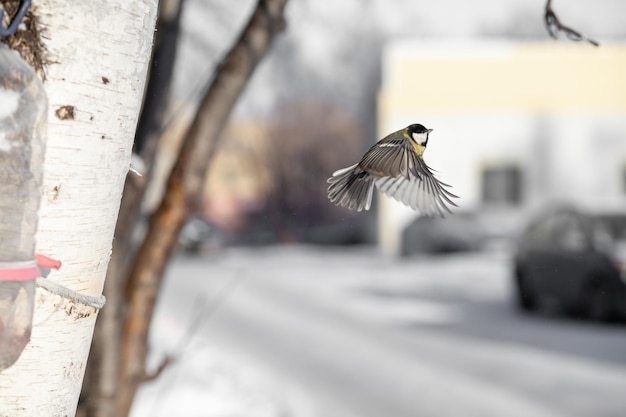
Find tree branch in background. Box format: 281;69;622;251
544;0;599;47
117;1;289;415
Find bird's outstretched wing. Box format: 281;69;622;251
358;136;414;178
371;147;458;216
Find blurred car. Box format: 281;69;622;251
178;216;223;255
513;206;626;321
401;212;487;256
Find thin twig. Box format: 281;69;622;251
145;270;247;417
142;356;173;383
544;0;599;47
139;270;245;384
175;270;246;355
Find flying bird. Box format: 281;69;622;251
327;124;458;216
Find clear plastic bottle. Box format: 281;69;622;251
0;43;47;372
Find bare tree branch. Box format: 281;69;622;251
117;1;289;415
544;0;599;47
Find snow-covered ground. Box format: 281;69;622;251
131;246;626;417
133;345;314;417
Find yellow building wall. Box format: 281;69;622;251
379;42;626;115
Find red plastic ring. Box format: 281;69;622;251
0;261;39;281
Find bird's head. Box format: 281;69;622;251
406;124;433;147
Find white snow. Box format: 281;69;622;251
131;246;626;417
132;344;316;417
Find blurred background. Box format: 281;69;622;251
130;0;626;416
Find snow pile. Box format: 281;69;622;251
132;345;314;417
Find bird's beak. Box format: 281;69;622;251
427;129;433;133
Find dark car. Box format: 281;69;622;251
513;207;626;321
178;216;223;255
401;212;487;256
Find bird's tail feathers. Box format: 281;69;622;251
327;164;374;212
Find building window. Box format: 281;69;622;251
481;165;522;205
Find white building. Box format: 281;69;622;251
377;41;626;255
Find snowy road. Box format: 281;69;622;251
134;246;626;417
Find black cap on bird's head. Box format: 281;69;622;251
407;123;433;146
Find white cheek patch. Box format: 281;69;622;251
412;132;427;145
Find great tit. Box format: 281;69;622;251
327;124;458;215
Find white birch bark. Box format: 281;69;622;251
0;1;158;416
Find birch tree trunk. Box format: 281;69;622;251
80;2;185;415
0;2;158;416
